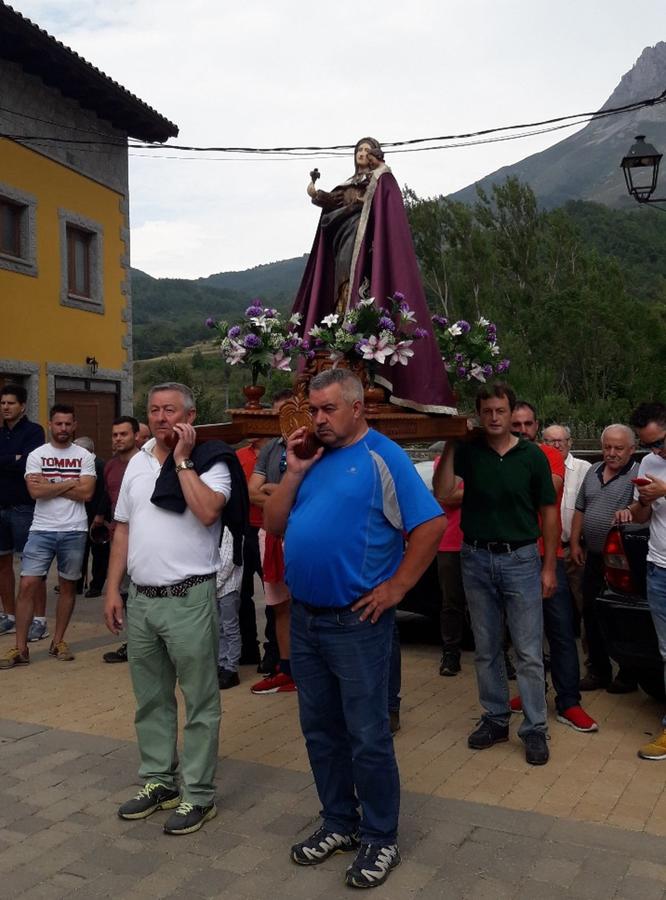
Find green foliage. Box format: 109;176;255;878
405;178;666;430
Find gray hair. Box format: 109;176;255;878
542;423;571;440
601;424;635;446
309;368;364;405
74;436;95;453
148;382;195;411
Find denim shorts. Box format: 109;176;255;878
0;505;35;556
21;531;87;580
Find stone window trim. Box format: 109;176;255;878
0;181;38;278
0;360;40;422
58;208;104;314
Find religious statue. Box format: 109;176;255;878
292;137;456;414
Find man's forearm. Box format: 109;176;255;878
66;478;96;502
540;505;559;568
107;522;129;592
176;470;226;526
263;472;303;535
569;510;584;547
433;444;456;500
27;479;75;500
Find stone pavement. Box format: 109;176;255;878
1;592;666;898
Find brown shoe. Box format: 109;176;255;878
0;646;30;669
49;640;74;661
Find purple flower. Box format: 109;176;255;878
454;352;465;363
301;340;310;352
228;325;241;339
400;302;410;314
264;308;276;318
496;358;511;373
456;365;468;378
413;327;428;339
456;320;471;334
306;350;316;359
432;314;448;328
245;306;263;318
482;364;494;377
487;323;497;335
243;334;261;349
205;317;216;329
378;317;396;332
392;291;405;303
342;321;357;334
355;339;369;354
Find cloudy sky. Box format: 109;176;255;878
13;0;666;279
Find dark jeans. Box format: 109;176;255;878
582;551;636;684
239;526;261;659
438;551;466;653
290;600;400;843
389;622;401;713
543;559;580;712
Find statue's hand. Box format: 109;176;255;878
310;168;320;183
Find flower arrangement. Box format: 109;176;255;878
207;301;303;385
307;292;428;385
430;315;510;385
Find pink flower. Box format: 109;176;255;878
389;340;414;366
270;350;292;372
360;335;394;365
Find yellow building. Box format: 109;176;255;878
0;4;177;458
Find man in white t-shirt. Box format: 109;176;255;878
618;402;666;760
105;382;230;836
0;404;96;668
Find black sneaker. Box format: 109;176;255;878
524;731;549;766
163;801;217;835
84;587;102;598
291;825;360;866
439;651;461;677
579;671;609;692
118;782;181;820
103;643;128;664
389;710;401;735
468;718;509;750
345;842;401;888
218;667;240;690
606;676;638;695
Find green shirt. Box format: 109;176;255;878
454;437;556;543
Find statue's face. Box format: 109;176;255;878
355;142;372;169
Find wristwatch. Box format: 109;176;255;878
175;459;194;473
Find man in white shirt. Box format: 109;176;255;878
542;424;591;631
105;382;230;836
619;403;666;760
0;404;95;668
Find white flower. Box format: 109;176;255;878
322;313;339;327
360;335;395;364
389;340;414;366
270;351;292;372
226;343;247;365
400;309;416;324
490;345;500;356
309;325;323;338
358;295;375;307
447;323;463;337
250;315;269;330
328;350;344;364
477;317;490;326
470;364;486;382
289;312;303;325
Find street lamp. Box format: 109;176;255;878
620;135;665;204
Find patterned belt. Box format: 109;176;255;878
133;573;215;598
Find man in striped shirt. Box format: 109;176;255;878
570;425;639;693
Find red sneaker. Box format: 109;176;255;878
250;671;297;695
556;705;598;733
509;696;522;713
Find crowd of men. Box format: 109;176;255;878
1;376;666;889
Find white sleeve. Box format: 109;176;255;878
24;448;41;477
201;462;231;500
114;472;130;523
82;450;96;478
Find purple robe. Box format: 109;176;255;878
293;167;456;413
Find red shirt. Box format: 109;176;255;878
236;444;263;528
538;443;564;558
434;457;463;552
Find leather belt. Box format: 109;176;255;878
295;600;356;615
468;539;536;554
133;573;215;598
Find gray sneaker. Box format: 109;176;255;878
0;614;16;635
28;619;49;642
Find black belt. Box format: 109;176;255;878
467;539;536;554
133;573;215;598
295;600;356;615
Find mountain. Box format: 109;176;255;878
197;256;307;301
449;42;666;209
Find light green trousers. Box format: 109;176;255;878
127;578;221;805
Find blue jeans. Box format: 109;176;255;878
20;530;87;580
461;542;547;738
543;558;581;713
290;600;400;843
389;622;401;713
646;562;666;727
0;504;34;555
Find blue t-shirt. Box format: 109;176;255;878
284;429;442;607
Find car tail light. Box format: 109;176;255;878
603;527;639;594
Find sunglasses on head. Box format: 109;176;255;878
639;436;666;451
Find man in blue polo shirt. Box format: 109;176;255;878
264;368;444;890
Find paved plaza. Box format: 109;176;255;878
1;590;666;898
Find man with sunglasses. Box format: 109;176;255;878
618;403;666;760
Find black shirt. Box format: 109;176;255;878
0;417;46;508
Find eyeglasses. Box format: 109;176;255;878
543;438;570;446
639;435;666;451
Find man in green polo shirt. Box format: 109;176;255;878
434;382;558;765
